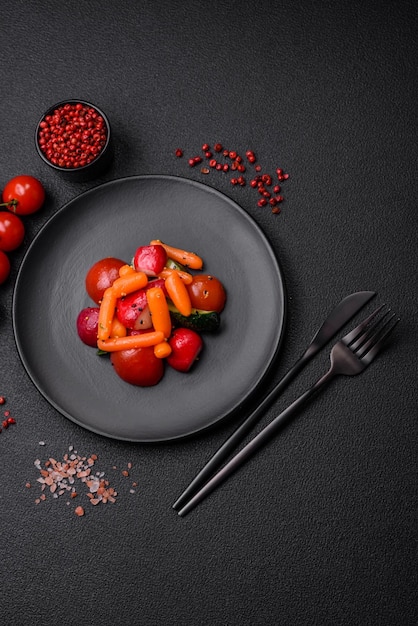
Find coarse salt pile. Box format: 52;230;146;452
29;446;135;516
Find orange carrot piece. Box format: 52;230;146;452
150;240;203;270
146;286;172;338
158;267;193;285
165;271;192;317
118;264;136;277
111;271;148;298
154;341;172;359
98;287;117;340
97;331;164;352
110;317;127;338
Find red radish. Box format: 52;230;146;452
133;244;167;276
116;289;151;330
116;279;166;330
167;328;203;372
77;307;100;347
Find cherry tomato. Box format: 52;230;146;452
2;175;46;215
0;250;11;284
186;274;226;313
85;257;126;304
0;212;25;252
110;346;164;386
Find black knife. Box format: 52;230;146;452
173;290;376;511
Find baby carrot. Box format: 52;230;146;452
158;267;193;285
165;270;192;317
146;286;172;338
98;287;118;340
118;264;136;277
150;240;203;270
154;341;172;359
110;317;127;338
111;271;148;298
97;331;164;352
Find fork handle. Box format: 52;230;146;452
177;369;334;516
173;354;309;510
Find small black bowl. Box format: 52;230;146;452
35;99;113;182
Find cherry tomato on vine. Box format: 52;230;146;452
186;274;226;313
1;175;46;215
85;257;126;304
0;212;25;252
0;250;11;284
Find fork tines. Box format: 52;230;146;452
343;305;399;363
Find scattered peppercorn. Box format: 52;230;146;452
175;142;289;213
0;397;16;434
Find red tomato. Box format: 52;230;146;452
186;275;226;312
85;257;126;304
110;347;164;386
0;212;25;252
0;250;11;284
2;175;46;215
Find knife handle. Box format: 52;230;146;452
177;372;334;517
172;354;308;511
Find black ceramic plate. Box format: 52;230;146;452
13;176;286;442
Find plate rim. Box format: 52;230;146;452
12;174;287;442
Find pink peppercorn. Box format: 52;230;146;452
37;102;107;169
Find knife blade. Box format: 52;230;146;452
173;290;376;511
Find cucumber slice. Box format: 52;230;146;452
165;258;187;272
168;303;220;332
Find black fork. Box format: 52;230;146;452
177;306;400;516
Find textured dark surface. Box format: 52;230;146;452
0;2;417;625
